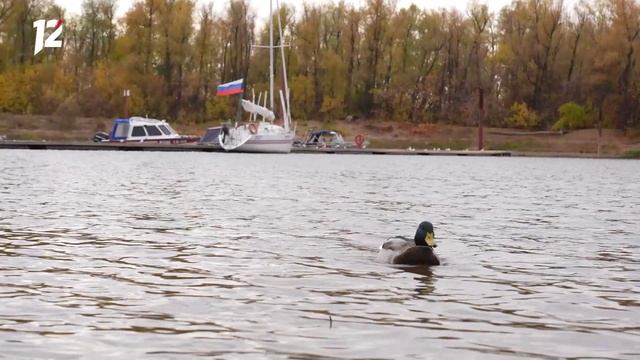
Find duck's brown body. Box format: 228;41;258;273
392;246;440;266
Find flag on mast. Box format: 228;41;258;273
216;79;244;96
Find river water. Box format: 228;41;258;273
0;150;639;359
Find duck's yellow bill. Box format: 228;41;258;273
425;232;437;248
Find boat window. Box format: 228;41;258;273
158;125;172;135
131;126;147;137
164;124;177;135
145;125;162;136
113;123;129;138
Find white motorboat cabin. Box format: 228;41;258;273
107;117;199;143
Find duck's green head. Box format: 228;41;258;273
414;221;436;248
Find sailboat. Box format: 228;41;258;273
218;0;295;153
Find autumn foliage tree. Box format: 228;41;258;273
1;0;640;130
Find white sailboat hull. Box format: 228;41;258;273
239;137;294;153
219;122;294;153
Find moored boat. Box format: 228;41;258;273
219;121;295;153
198;126;222;147
217;0;295;153
295;129;355;149
96;117;199;144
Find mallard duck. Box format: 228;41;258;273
376;221;440;266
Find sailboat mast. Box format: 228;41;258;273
269;0;274;111
276;0;291;130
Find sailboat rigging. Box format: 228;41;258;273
217;0;295;153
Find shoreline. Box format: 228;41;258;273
1;113;639;158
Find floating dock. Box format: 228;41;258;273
0;141;511;156
293;147;511;156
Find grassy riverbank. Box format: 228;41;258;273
1;113;639;157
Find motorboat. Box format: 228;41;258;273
294;129;367;149
95;117;199;143
295;129;350;148
198;126;222;148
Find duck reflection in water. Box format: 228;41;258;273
401;265;436;297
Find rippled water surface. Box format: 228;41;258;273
1;150;639;359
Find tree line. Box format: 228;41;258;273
0;0;639;130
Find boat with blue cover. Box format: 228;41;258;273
94;117;199;144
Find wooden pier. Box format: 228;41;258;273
292;147;511;156
0;141;511;156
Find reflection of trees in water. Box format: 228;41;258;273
400;266;436;297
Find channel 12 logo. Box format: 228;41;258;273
33;19;63;55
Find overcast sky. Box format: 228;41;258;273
54;0;519;20
54;0;582;28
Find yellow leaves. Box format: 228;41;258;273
320;51;347;99
505;102;541;129
73;61;146;117
320;96;343;117
0;64;73;114
204;96;231;121
93;62;113;98
290;75;314;120
0;69;30;113
494;43;515;64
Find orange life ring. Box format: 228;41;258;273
355;134;365;148
248;123;258;135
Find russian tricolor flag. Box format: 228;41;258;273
216;79;244;96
